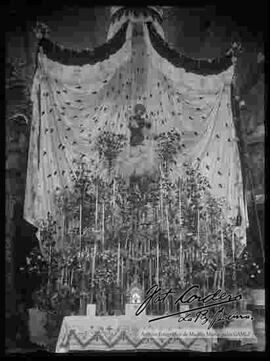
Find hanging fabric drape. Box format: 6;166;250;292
24;7;247;253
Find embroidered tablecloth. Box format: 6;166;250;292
55;314;217;353
215;318;257;346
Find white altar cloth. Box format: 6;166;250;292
55;314;218;353
215;318;257;346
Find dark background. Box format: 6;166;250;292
5;1;266;349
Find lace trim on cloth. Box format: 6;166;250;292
147;22;233;75
110;7;163;26
38;21;129;66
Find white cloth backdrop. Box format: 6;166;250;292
24;21;248;249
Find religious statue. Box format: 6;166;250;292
128;104;152;147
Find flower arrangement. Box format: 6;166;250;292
155;129;181;163
234;248;264;289
22;157;248;324
92;250;118;288
95;131;127;167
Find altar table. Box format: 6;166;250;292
215;318;257;346
55;314;218;353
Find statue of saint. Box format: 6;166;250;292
128;104;152;147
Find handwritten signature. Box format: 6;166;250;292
135;285;251;328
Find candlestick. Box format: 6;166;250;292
71;269;74;286
218;270;222;289
213;271;217;289
61;267;64;286
91;243;97;287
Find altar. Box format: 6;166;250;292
55;314;218;353
22;5;260;354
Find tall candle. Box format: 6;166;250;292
117;241;120;285
178;178;182;226
102;202;105;249
64;265;67;285
178;179;182;278
197;208;200;245
179;240;183;281
156;237;159;285
160;165;164;229
95;184;98;230
166;206;171;261
232;228;237;286
221;229;224;288
91;243;97;287
149;258;152;287
79;202;82;252
206;214;209;258
62;214;65;248
112;178;116;213
121;257;124;287
232;228;236;262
